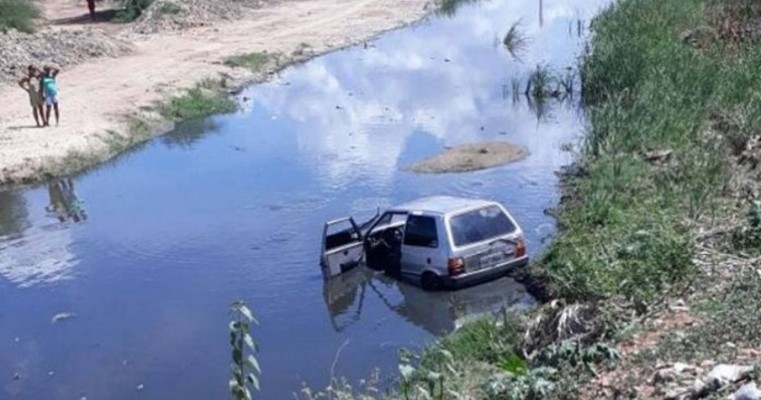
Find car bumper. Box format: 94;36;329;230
443;255;529;289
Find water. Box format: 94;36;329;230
0;0;609;398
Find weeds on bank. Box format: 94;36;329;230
0;0;40;33
224;52;280;73
159;81;236;120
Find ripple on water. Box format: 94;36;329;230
0;226;80;288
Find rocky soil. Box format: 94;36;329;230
132;0;277;33
0;28;132;82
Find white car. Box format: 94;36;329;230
321;196;528;290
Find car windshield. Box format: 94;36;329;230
448;205;516;247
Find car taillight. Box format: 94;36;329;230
448;258;465;276
515;239;526;258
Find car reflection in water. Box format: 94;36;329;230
46;178;87;223
323;266;536;336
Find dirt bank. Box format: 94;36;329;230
408;141;529;173
0;0;433;185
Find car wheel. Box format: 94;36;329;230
421;272;442;291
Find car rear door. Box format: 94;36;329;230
400;214;443;278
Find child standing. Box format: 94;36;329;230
41;66;60;127
18;65;46;127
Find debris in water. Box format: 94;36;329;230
48;371;55;376
13;337;19;343
137;384;144;391
12;373;21;380
444;58;451;62
51;312;77;323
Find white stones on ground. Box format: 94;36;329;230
730;382;761;400
705;364;754;388
0;29;132;83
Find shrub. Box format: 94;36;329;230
0;0;40;33
113;0;154;22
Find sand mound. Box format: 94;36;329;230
133;0;274;33
0;28;133;82
409;141;529;173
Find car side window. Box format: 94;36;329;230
404;215;438;248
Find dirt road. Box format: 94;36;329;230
0;0;431;184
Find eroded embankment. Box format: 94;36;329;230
305;0;761;399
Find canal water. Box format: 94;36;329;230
0;0;609;398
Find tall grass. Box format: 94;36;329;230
0;0;40;33
543;0;761;306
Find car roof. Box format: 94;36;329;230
389;196;497;216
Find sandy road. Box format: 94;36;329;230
0;0;431;184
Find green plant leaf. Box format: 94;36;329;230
228;378;238;393
500;354;528;376
426;371;442;382
246;373;260;391
239;305;258;324
399;364;416;381
245;355;261;373
244;334;256;351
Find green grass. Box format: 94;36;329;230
540;0;761;306
159;82;237;121
224;52;279;73
0;0;40;33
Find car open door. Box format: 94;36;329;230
321;217;365;279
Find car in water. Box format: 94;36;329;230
320;196;528;290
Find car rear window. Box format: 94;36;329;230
448;205;516;247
